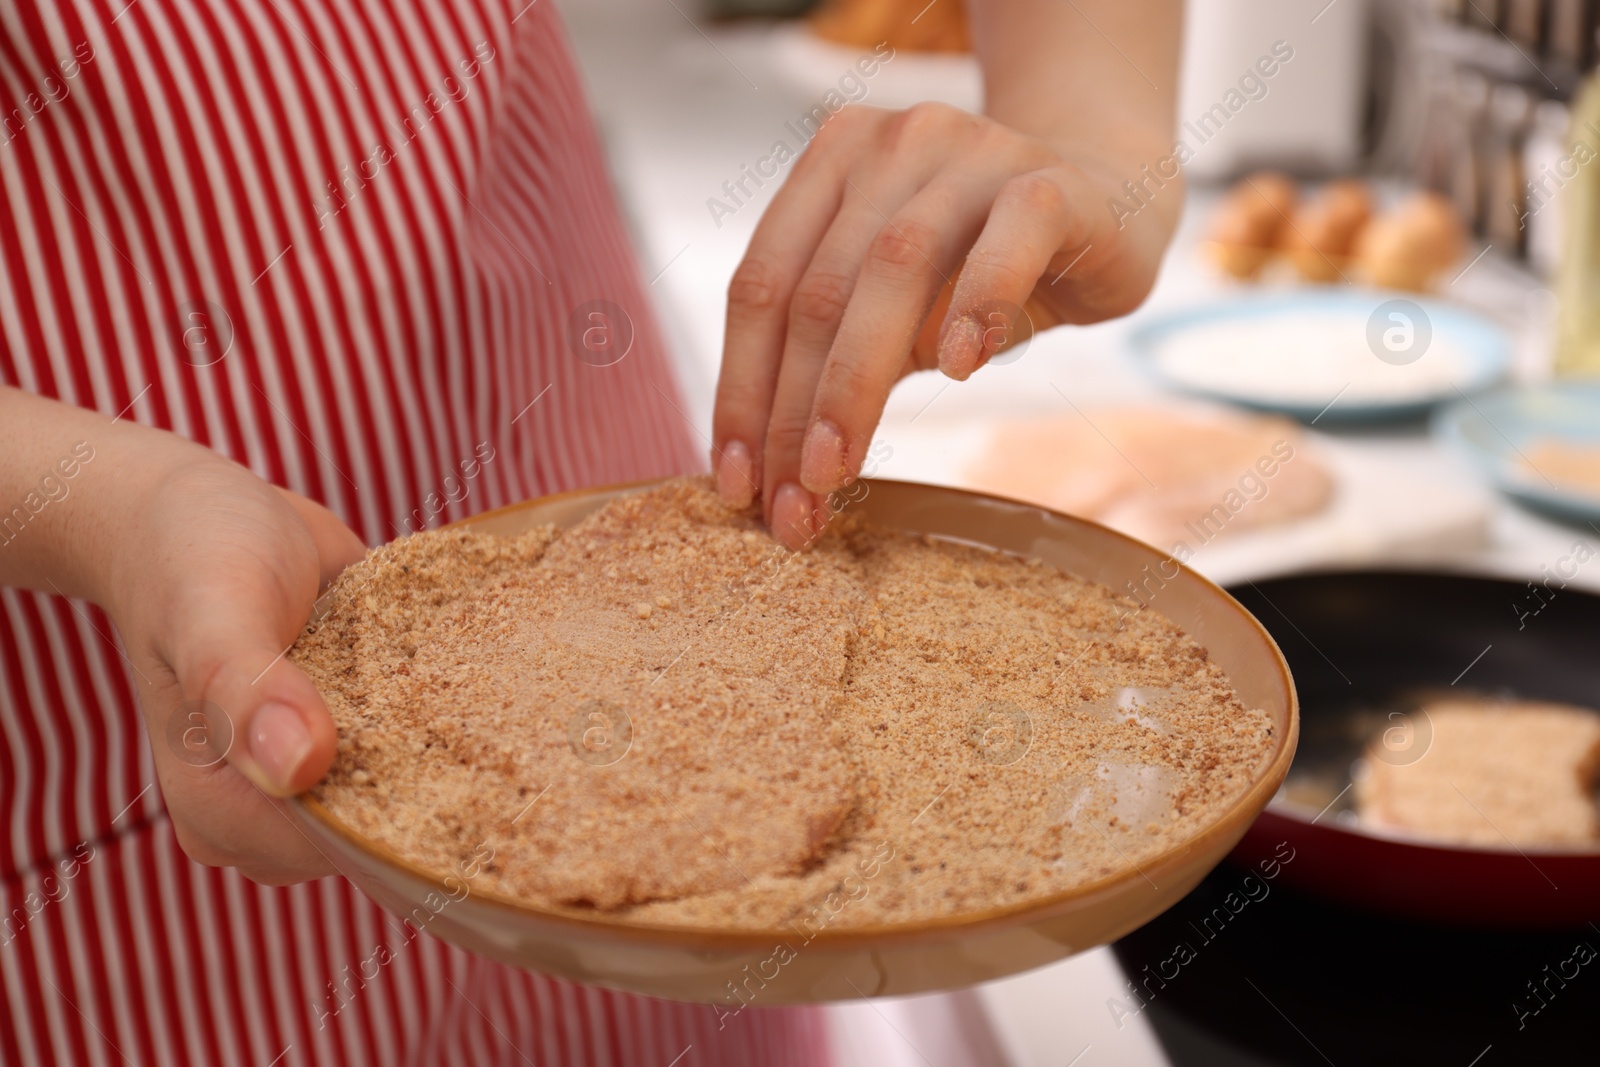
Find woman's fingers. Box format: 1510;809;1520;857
797;161;1044;496
936;169;1088;381
714;104;972;535
163;539;335;798
759;143;957;547
145;473;360;882
761;189;897;549
128;473;345;882
716;103;1173;545
137;620;336;881
712;110;875;509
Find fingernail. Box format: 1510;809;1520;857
717;440;756;508
772;482;817;550
800;419;848;495
249;702;312;793
937;316;984;380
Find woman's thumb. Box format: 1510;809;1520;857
144;475;347;799
171;581;338;797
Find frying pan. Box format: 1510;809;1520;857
1227;569;1600;928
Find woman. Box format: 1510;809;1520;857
0;0;1180;1063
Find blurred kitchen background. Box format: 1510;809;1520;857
551;0;1599;1063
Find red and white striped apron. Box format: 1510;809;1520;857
0;2;832;1063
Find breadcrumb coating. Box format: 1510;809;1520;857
294;477;1274;929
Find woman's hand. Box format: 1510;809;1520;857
107;458;366;884
711;0;1183;551
0;389;366;884
711;103;1179;549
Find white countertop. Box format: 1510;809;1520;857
555;6;1600;1064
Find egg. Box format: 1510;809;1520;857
1206;171;1299;279
1280;180;1373;283
1356;192;1465;291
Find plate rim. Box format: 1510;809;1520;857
1432;381;1600;521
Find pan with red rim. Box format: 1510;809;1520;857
1226;568;1600;928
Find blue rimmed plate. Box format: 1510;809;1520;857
1433;381;1600;525
1129;289;1512;422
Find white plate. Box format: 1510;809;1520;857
1130;290;1512;422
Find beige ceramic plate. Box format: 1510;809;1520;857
287;478;1298;1004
